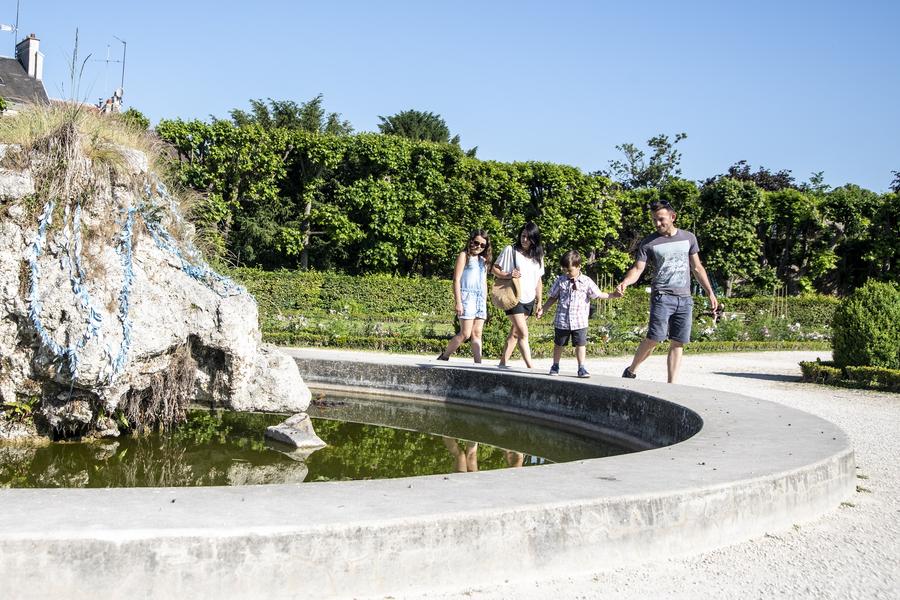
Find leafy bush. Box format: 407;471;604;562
800;360;900;392
844;366;900;392
725;295;839;327
233;268;836;356
799;360;843;385
831;281;900;369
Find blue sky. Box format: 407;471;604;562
12;0;900;191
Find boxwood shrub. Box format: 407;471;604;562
831;281;900;369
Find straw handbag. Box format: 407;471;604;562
490;251;520;310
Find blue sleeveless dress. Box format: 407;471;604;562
459;256;487;320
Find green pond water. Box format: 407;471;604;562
0;392;633;488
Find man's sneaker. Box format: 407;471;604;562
622;367;636;379
577;365;590;378
549;363;560;376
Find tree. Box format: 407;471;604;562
601;132;687;190
761;188;835;294
155;118;291;264
377;109;457;143
705;160;796;191
821;184;884;293
120;107;150;130
228;95;353;135
891;170;900;194
696;178;768;296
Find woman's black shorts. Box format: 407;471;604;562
505;300;535;317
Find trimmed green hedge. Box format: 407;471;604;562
233;267;836;324
831;281;900;369
233;268;452;316
232;268;837;356
800;360;900;392
265;328;829;358
725;296;839;327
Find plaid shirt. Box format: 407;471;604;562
548;274;602;330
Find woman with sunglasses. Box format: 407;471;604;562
493;222;545;369
437;230;492;363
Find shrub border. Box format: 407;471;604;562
799;360;900;393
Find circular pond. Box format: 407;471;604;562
0;391;634;488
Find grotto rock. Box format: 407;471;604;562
0;118;313;442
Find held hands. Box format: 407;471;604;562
606;290;623;299
535;305;544;319
614;282;627;296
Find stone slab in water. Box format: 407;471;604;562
265;412;326;449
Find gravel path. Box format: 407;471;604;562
395;350;899;600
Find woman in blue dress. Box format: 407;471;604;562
437;230;492;363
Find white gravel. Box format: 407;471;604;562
397;350;900;600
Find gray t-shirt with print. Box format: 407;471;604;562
635;229;699;297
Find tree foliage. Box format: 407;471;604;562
602;132;687;189
120;107;150;130
696;177;768;296
157;119;617;277
706;160;796;191
760;188;835;294
377;109;455;143
832;281;900;369
229;95;353;135
155;118;900;296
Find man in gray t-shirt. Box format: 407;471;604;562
615;201;718;383
636;229;700;297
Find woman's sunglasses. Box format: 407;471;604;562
470;240;487;248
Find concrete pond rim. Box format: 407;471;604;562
0;348;856;599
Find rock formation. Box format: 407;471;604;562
0;115;315;443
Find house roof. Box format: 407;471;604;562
0;57;49;106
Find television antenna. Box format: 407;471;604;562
93;35;127;103
0;0;21;55
112;35;126;91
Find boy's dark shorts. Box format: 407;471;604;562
647;293;693;343
554;327;588;347
505;300;535;317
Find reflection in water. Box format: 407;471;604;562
505;450;524;468
441;439;532;473
2;393;632;488
442;437;479;472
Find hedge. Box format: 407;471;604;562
799;360;900;392
232;268;452;316
265;328;828;358
725;295;839;327
232;268;836;356
831;281;900;369
232;267;837;325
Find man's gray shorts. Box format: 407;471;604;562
647;293;693;343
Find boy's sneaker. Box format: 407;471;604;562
549;363;560;376
622;367;636;379
577;365;590;378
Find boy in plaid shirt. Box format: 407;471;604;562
537;250;619;377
